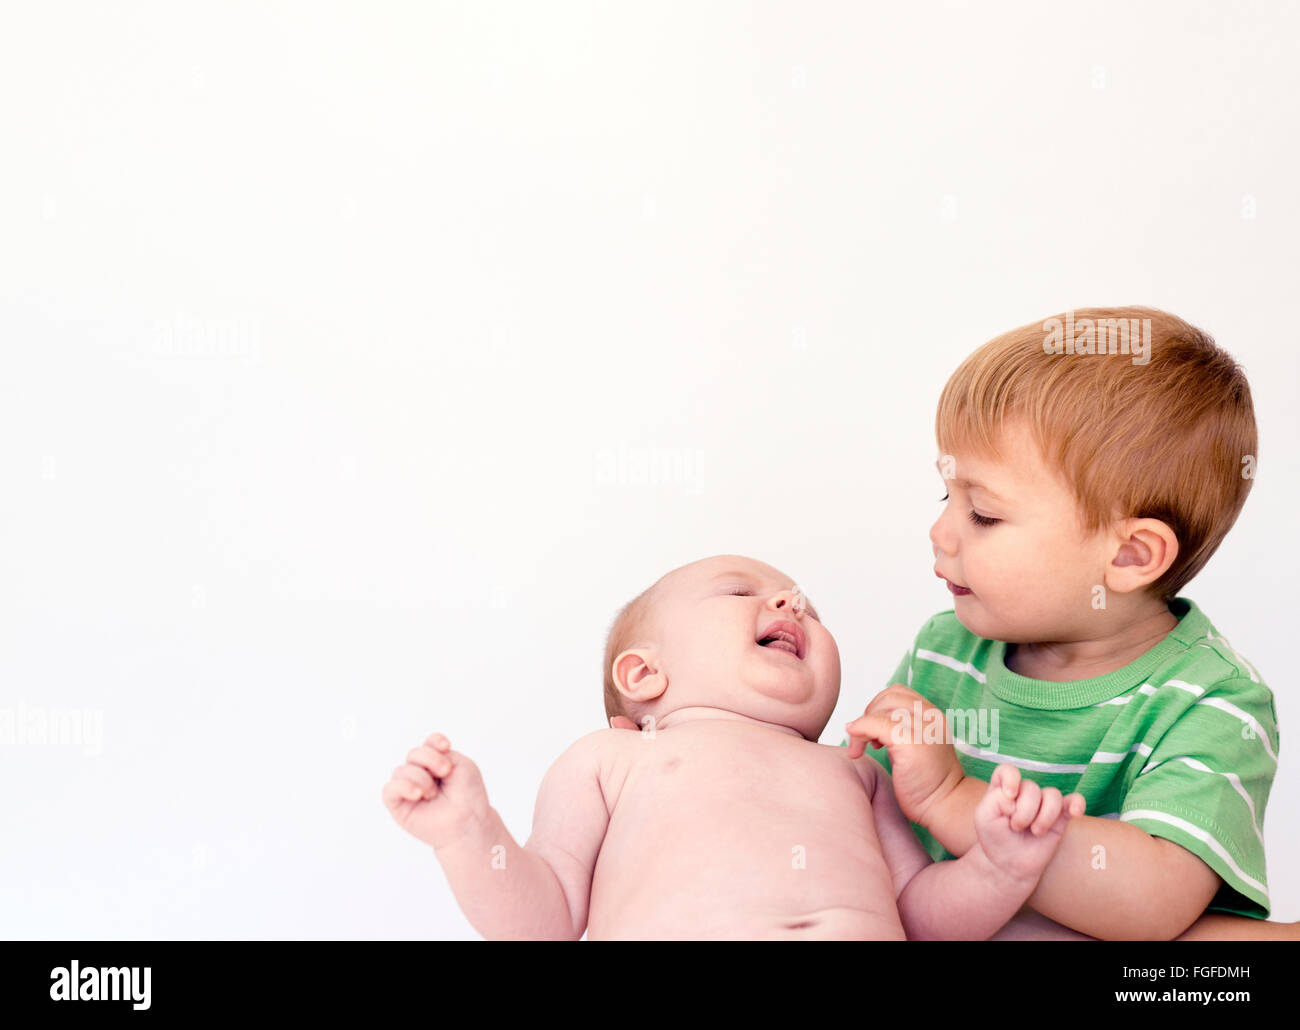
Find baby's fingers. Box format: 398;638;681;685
394;762;436;797
1028;787;1063;836
407;744;453;779
990;763;1021;798
988;764;1021;816
382;776;430;810
1009;777;1042;831
1041;793;1086;838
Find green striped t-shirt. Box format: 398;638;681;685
855;598;1278;918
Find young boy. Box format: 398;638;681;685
383;554;1084;940
845;306;1287;940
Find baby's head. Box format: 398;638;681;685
602;555;841;740
932;305;1256;643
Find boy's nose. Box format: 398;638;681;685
930;515;957;558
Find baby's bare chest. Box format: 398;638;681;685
600;726;875;836
587;725;900;937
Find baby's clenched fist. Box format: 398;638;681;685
382;732;490;850
974;763;1085;885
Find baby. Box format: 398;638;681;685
383;554;1084;940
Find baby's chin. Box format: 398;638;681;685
659;690;835;739
732;686;838;737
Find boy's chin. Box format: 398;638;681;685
952;602;1046;645
950;597;1004;641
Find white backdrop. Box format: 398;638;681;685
2;1;1297;939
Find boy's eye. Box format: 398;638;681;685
942;490;998;526
725;587;753;596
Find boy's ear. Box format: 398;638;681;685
1105;518;1179;592
612;648;668;705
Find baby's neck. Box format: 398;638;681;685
1005;603;1180;682
653;707;806;739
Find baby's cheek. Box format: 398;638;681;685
818;654;840;697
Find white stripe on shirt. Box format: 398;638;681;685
1134;756;1266;849
1091;742;1153;764
1095;684;1158;706
915;648;987;684
1195;697;1278;765
953;737;1089;774
1121;808;1267;899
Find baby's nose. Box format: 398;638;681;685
769;588;804;616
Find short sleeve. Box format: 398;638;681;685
1119;678;1279;918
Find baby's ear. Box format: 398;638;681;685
612;648;668;705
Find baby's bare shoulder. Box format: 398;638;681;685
813;741;880;792
557;727;630;759
547;727;641;774
535;729;632;804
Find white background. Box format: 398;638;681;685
2;1;1296;939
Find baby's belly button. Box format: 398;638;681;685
592;878;902;939
777;905;900;933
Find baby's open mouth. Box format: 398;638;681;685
757;620;805;660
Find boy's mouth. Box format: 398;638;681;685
935;568;972;596
757;620;805;660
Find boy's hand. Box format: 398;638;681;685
974;763;1084;884
381;732;491;851
844;684;965;824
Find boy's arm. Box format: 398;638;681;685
386;730;611;940
848;679;1274;940
856;758;1077;940
920;772;1222;940
988;903;1300;941
924;668;1277;941
1175;913;1300;940
992;905;1300;941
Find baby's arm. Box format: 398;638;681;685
382;730;610;940
860;759;1081;940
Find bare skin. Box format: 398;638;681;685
383;555;1083;940
555;718;908;940
990;906;1300;940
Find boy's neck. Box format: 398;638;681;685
1004;602;1180;682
